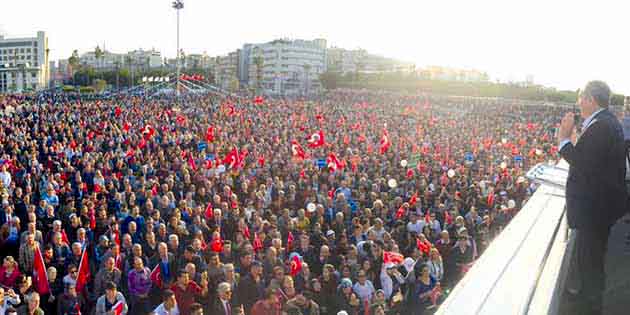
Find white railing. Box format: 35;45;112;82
435;162;573;315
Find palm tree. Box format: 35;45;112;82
124;55;134;88
94;46;104;83
68;50;80;86
113;60;121;91
45;48;51;88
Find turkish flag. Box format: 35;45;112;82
326;153;343;172
113;230;120;247
396;205;407;218
187;153;197;171
205;203;213;219
307;130;325;148
290;255;302;276
417;239;431;255
253;233;263;252
150;264;162;289
243;226;250;239
383;251;404;265
291;140;307;160
379;129;390;154
409;192;418;207
123;122;131;133
206;126;215;142
222;148;242;169
111;300;124;315
33;247;50;295
76;248;90;292
210;235;223;253
61;230;69;245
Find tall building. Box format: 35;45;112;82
240;38;327;96
0;31;50;92
214;50;240;91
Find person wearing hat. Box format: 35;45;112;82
334;278;356;315
234;260;264;315
95;282;127;315
94;235;110;267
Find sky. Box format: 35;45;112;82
2;0;629;94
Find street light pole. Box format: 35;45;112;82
172;0;184;97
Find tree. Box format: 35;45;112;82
94;46;104;81
93;79;107;93
229;76;240;92
68;50;80;86
124;55;134;88
319;71;341;90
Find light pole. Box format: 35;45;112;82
172;0;184;97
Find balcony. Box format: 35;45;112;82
436;161;630;315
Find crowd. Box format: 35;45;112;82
0;90;564;315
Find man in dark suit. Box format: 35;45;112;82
208;282;243;315
149;242;178;306
558;80;628;315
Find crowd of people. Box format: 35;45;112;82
0;90;565;315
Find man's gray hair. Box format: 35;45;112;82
217;282;231;294
583;80;611;108
26;291;40;302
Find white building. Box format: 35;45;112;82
327;47;415;74
0;31;50;92
127;49;162;69
79;48;124;70
241;38;327;96
214;50;240;91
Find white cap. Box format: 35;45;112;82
338;312;349;315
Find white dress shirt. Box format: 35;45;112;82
152;303;180;315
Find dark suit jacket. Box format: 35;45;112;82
560;109;628;229
208;297;235;315
149;253;178;287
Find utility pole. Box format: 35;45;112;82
172;0;184;97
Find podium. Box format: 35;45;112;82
526;162;569;190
